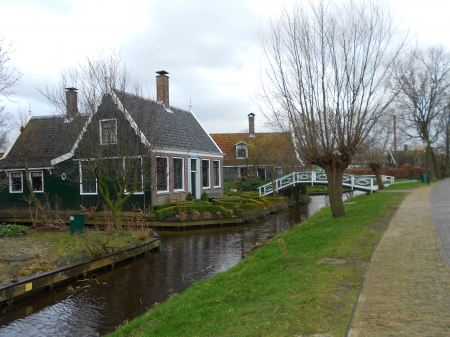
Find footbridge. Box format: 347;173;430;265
258;171;395;196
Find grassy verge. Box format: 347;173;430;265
108;186;417;337
0;226;156;285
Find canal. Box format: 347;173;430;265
0;194;356;336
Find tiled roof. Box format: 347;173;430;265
0;114;89;170
210;132;299;166
0;89;222;171
113;89;222;154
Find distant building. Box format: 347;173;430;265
210;114;303;182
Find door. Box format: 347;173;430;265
189;158;200;199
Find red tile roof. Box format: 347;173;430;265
210;132;300;167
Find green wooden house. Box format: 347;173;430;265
0;71;224;212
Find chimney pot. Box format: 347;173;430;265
156;70;169;108
404;144;408;152
248;113;255;138
65;87;78;118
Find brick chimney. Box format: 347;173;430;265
156;70;169;108
248;113;255;138
65;87;78;118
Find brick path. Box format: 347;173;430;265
348;181;450;336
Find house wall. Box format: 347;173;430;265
151;153;224;207
0;163;151;212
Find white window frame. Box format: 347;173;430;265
79;162;98;195
9;171;23;193
30;171;44;193
236;143;248;159
100;118;117;145
124;156;144;195
202;159;210;189
156;156;169;193
213;160;221;187
173;157;185;192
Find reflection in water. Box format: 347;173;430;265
0;194;359;336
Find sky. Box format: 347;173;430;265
1;0;450;141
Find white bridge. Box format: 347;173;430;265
258;171;395;196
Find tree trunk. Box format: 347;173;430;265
111;207;123;232
427;147;437;181
369;163;385;189
271;166;276;197
323;165;346;218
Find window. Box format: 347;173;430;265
30;171;43;192
100;119;117;145
202;159;210;188
257;168;266;181
156;157;168;192
213;160;220;187
173;158;184;190
125;157;143;194
236;142;248;159
9;172;23;193
80;163;97;194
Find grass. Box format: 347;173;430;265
108;185;414;337
0;227;156;285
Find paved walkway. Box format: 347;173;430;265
348;180;450;336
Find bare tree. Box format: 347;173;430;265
258;0;406;217
358;118;393;189
394;45;450;181
40;53;161;231
0;38;23;151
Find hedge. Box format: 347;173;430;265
346;164;426;179
154;204;233;221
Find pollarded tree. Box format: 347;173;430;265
258;0;406;217
394;45;450;181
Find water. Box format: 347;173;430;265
0;194;359;336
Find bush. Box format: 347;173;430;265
153;203;171;212
0;224;31;237
154;203;233;221
224;182;237;192
201;192;209;202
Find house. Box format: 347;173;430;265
210;114;303;183
0;71;224;211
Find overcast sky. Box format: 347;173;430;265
1;0;450;139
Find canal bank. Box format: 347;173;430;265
107;188;412;337
0;191;365;336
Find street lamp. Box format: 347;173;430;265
423;139;430;185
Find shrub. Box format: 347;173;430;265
224;182;237;192
153;203;171;212
201;192;209;202
187;192;194;201
0;224;31;237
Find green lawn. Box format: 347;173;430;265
108;185;414;337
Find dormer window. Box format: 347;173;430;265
100;119;117;145
236;142;248;159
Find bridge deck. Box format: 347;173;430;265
258;172;394;196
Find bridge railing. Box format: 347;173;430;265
258;171;395;196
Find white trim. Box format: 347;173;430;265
2;167;53;172
29;170;44;193
202;159;210;189
100;118;118;145
213;160;221;187
79;162;98;195
156;156;169;193
9;171;23;193
173;157;185;192
189;109;224;154
51;113;94;166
